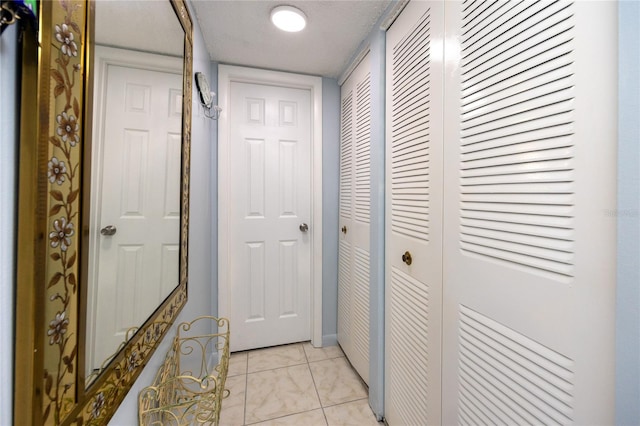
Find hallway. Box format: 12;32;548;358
220;343;382;426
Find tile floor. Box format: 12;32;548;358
220;342;383;426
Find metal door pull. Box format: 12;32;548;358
299;223;309;232
402;251;412;266
100;225;117;236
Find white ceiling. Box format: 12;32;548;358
191;0;393;78
95;1;184;57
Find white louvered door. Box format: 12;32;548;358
442;1;617;424
384;2;444;424
338;53;371;384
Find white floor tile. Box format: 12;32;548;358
247;343;306;373
309;357;368;407
245;364;321;424
324;399;381;426
220;343;377;426
251;408;327;426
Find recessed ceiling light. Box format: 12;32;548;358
271;5;307;32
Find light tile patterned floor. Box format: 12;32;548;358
220;342;382;426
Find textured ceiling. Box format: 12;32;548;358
191;0;393;78
95;1;184;57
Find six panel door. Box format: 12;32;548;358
91;64;182;371
227;81;312;352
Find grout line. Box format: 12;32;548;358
243;408;325;426
321;396;369;410
302;344;327;424
243;354;249;426
307;353;329;425
302;342;310;363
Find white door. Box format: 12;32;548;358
338;52;371;384
226;81;312;352
442;1;617;424
384;1;444;425
90;62;182;369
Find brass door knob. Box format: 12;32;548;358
402;251;412;266
341;225;347;234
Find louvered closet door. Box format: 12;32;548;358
442;1;617;423
338;52;371;384
384;2;444;425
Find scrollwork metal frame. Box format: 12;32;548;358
138;316;231;426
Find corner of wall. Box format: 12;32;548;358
322;334;338;347
321;77;340;339
210;60;219;319
616;1;640;424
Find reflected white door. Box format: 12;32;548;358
90;62;182;369
227;81;312;352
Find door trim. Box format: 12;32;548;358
217;65;323;347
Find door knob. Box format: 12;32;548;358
299;223;309;232
341;225;347;234
402;251;412;266
100;225;117;236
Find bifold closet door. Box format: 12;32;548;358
338;52;371;384
384;2;444;425
441;1;617;424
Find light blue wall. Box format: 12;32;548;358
321;77;341;344
367;26;387;419
616;1;640;424
109;1;214;422
1;23;19;426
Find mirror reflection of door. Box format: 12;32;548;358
86;46;183;377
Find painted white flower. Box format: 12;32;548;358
47;157;67;185
127;350;140;372
91;392;105;419
49;217;74;251
54;23;78;57
47;311;69;345
56;111;79;146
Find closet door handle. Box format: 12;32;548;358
341;225;347;234
402;251;412;266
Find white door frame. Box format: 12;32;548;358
218;65;323;347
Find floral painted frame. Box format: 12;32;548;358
14;0;193;424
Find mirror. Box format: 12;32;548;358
85;0;185;385
13;0;193;424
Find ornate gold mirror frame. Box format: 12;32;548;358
14;0;192;424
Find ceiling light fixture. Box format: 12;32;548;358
271;5;307;32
